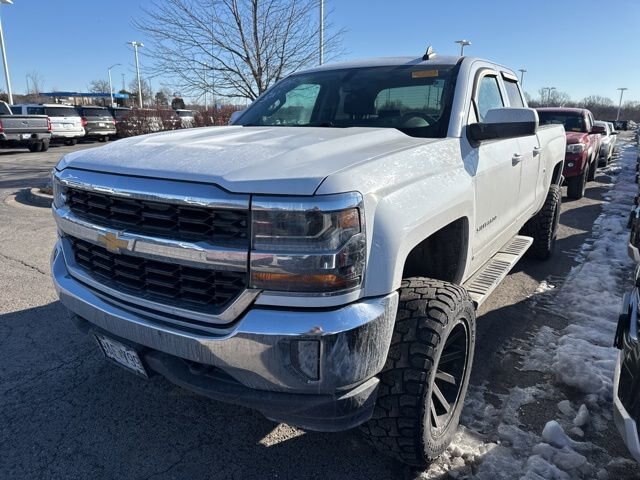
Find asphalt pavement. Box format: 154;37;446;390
0;136;635;479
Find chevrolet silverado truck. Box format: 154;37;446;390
0;101;51;152
537;107;603;199
51;51;566;467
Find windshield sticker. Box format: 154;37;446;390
412;70;439;79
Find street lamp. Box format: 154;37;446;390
616;87;628;121
319;0;324;65
108;63;121;108
455;40;471;56
518;69;527;87
0;0;13;105
542;87;556;105
128;41;144;108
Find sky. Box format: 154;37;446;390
3;0;640;103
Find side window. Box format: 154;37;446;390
503;79;524;108
27;107;44;115
10;106;21;114
476;75;504;121
266;83;321;125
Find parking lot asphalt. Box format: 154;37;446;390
0;136;635;479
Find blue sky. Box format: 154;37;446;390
3;0;639;102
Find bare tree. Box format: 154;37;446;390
135;0;344;101
89;79;111;93
26;70;45;95
128;78;154;107
581;95;614;110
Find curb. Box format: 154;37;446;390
21;187;53;208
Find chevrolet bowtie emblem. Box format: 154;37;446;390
97;232;128;252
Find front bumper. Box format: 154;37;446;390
52;240;398;430
563;151;588;178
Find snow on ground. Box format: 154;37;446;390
420;140;639;479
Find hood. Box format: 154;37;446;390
57;126;434;195
565;131;589;145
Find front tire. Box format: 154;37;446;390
587;156;596;181
360;279;476;467
567;170;586;199
521;184;561;260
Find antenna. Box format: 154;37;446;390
422;46;436;61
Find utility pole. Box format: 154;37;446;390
0;0;14;105
455;39;471;56
108;63;121;108
319;0;324;65
542;87;556;106
128;41;144;108
121;73;125;91
518;69;527;87
204;63;208;110
616;87;628;121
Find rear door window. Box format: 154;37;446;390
81;108;112;117
503;79;525;108
27;107;45;115
45;107;79;117
476;75;504;121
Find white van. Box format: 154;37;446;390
11;104;85;145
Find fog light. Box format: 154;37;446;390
567;162;575;168
291;340;320;381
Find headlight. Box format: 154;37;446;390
250;193;365;295
51;171;66;208
566;143;586;154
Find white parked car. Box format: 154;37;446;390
12;104;85;145
175;109;195;128
595;120;618;165
51;51;566;467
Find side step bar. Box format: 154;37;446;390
463;235;533;307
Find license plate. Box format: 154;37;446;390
98;122;105;127
95;334;148;377
21;133;31;140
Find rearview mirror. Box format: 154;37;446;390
468;108;538;142
229;109;245;125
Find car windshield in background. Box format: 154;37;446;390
45;107;79;117
177;111;193;117
81;108;112;117
112;110;130;119
237;65;456;138
538;112;586;133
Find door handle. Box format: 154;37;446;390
533;146;541;157
512;153;523;166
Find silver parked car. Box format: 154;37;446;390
595;120;618;165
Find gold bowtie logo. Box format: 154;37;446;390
97;232;128;252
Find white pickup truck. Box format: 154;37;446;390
51;51;566;466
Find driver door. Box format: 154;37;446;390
469;72;523;266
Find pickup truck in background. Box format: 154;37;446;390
0;101;51;152
537;107;603;199
51;51;566;467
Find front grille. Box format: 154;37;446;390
69;237;246;313
66;188;249;245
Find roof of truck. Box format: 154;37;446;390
300;55;463;73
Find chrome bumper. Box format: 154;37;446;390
52;240;398;394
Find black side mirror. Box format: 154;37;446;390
469;108;538;142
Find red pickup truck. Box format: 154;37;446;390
537;108;604;199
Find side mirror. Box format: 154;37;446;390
591;125;606;135
468;108;538;142
611;131;619;135
229;109;245;125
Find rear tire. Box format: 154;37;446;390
567;170;586;199
521;184;561;260
28;142;42;153
360;279;476;467
587;156;596;181
41;140;49;152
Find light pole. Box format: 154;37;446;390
518;69;527;87
0;0;14;105
542;87;556;105
616;87;628;121
108;63;121;108
455;40;471;56
319;0;324;65
128;41;144;108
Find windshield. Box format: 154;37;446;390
45;107;79;118
177;110;193;117
236;65;457;138
538;112;586;133
81;108;112;118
